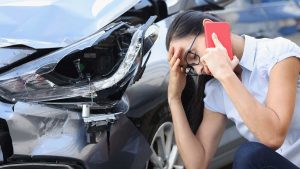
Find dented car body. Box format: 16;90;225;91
0;0;159;168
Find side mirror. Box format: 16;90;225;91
205;0;234;7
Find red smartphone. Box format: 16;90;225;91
204;21;233;60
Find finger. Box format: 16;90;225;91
180;67;185;73
203;48;214;56
173;47;183;59
167;47;174;62
200;55;208;65
212;33;224;48
171;58;181;72
230;55;239;69
169;54;178;68
169;47;183;67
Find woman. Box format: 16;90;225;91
167;10;300;169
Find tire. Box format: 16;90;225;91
144;116;184;169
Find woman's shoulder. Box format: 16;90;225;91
254;36;300;75
257;36;300;58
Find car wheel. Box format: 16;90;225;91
146;121;184;169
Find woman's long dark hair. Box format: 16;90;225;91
166;10;223;133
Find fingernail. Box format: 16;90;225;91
212;32;217;38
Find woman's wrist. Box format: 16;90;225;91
217;69;236;83
168;97;184;116
168;96;182;105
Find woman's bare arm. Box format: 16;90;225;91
219;57;300;149
169;98;227;169
167;45;227;169
201;34;300;149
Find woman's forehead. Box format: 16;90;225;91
170;36;193;48
169;35;205;50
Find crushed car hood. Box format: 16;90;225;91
0;0;139;49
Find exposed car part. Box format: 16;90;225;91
0;17;158;111
0;100;151;169
83;96;129;144
0;22;134;102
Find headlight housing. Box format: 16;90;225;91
0;17;158;109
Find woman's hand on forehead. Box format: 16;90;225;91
168;47;187;64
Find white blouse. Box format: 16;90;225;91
204;35;300;166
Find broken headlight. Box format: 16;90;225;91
0;17;158;108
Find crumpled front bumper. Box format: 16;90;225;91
0;101;151;169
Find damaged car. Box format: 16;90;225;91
0;1;160;169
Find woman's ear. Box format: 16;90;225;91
202;19;213;27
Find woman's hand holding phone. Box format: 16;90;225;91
201;33;239;80
167;47;186;102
